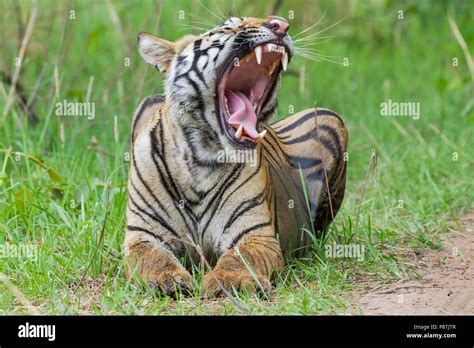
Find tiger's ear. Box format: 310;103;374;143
137;32;176;74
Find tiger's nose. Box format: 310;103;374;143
263;18;289;37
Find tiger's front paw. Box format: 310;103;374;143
201;269;271;298
149;268;194;297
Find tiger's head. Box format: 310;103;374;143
138;16;294;163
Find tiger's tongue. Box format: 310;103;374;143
225;90;259;139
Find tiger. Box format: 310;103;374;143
124;16;348;297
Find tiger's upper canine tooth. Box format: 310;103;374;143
258;129;267;140
282;52;288;71
255;46;262;65
235;125;243;140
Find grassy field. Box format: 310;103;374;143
0;0;473;314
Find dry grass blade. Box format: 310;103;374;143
1;71;39;124
448;15;474;89
353;150;377;238
427;123;457;150
2;1;38;120
105;0;125;40
0;272;41;315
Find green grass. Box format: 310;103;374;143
0;0;473;314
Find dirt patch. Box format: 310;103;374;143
348;209;474;315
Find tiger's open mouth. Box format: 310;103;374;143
218;41;291;147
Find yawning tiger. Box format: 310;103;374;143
124;16;348;297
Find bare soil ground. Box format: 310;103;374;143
348;209;474;315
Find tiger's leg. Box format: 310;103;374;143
272;108;348;233
124;230;193;297
311;112;348;233
202;225;283;297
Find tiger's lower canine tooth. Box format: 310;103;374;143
258;129;267;139
255;46;262;64
235;125;243;139
282;52;288;71
268;60;278;75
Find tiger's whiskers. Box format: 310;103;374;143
291;12;328;39
292;16;345;65
197;0;227;23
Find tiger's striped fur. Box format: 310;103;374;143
124;16;348;297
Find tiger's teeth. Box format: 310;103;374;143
255;46;262;65
258;129;267;140
235;125;243;140
268;60;278;75
282;52;288;71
